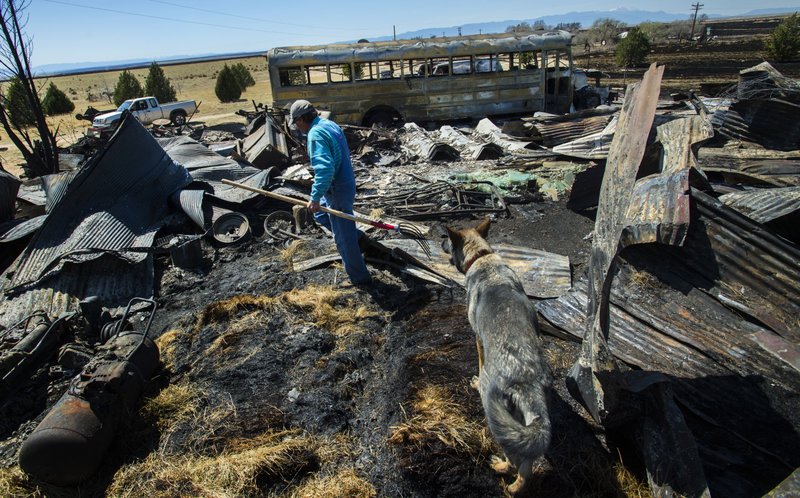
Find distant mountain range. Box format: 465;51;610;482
32;7;799;77
32;51;264;78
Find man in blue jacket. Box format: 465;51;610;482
289;100;372;285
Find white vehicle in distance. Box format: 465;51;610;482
89;97;198;137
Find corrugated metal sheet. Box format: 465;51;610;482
622;169;692;246
380;238;571;299
536;188;800;497
159;136;249;175
0;256;154;327
16;180;46;207
717;99;800;151
1;114;191;303
0;215;46;242
719;186;800;223
550;115;617;160
160;136;275;229
402;123;459;161
474;118;537;153
437;125;504;161
0;169;20;222
533;115;612;148
569;63;665;427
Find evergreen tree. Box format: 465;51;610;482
765;13;800;62
615;27;651;68
231;62;256;90
5;77;35;126
41;82;75;115
144;62;177;103
113;70;144;106
215;64;241;102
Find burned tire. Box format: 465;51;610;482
170;110;187;126
363;107;400;128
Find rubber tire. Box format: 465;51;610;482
364;110;394;128
170;111;187;126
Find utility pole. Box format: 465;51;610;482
689;3;703;42
393;25;396;41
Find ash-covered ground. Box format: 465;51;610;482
0;151;645;497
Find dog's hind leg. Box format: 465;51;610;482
506;459;534;495
490;455;514;474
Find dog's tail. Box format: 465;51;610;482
483;379;551;465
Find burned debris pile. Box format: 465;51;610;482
0;61;799;497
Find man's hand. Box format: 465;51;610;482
307;200;321;213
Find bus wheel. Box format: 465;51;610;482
363;110;397;128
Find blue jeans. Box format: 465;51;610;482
314;186;372;285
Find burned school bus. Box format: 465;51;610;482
266;31;574;126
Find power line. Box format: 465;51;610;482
144;0;368;32
43;0;316;37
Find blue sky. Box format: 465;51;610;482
27;0;800;66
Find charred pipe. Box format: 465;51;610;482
19;299;160;486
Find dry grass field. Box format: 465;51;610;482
1;55;273;176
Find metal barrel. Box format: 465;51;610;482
19;331;160;486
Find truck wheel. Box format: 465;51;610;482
170;111;187;126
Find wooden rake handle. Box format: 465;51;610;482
220;179;396;230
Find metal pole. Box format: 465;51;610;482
393;25;396;41
690;3;704;42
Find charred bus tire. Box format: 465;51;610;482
362;107;400;128
19;332;160;486
170;110;187;126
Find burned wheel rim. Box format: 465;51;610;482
212;212;251;245
263;210;295;242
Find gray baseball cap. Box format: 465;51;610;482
288;99;315;125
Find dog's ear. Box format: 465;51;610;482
475;218;491;238
446;226;463;249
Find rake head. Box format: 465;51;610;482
398;223;432;259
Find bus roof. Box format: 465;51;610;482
266;30;573;66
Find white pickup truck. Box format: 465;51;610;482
89;97;198;137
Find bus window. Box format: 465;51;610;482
496;53;513;71
279;66;305;87
474;54;503;73
519;51;539;70
304;65;328;85
429;57;450;76
355;62;378;81
451;56;472;75
406;59;425;77
378;60;398;79
329;63;352;83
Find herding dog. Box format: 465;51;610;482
447;218;552;495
